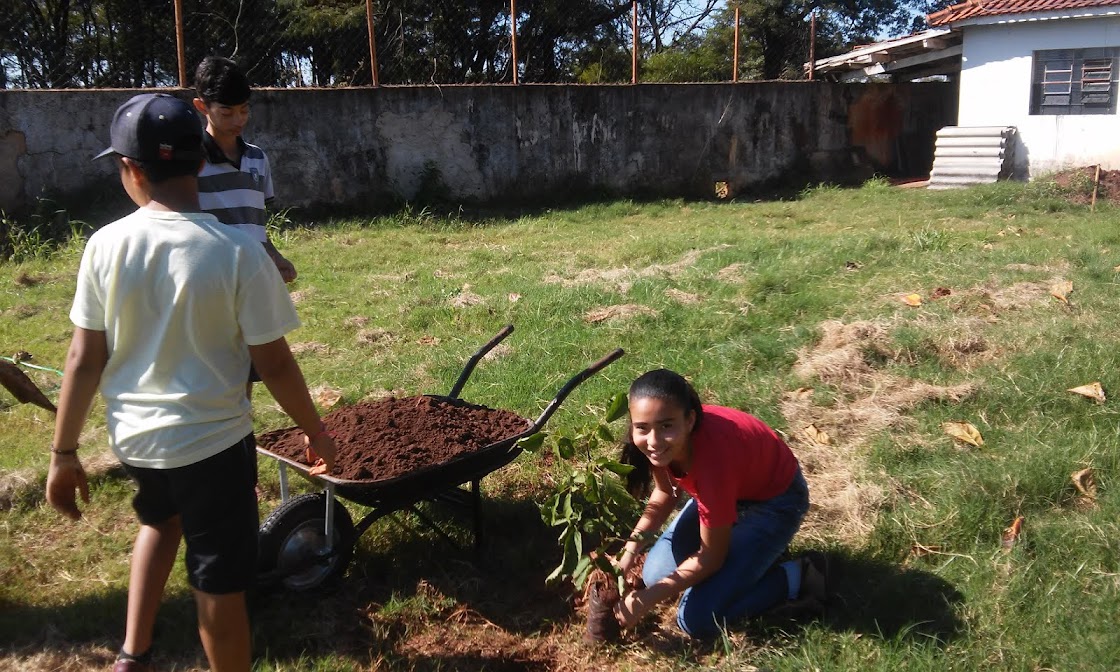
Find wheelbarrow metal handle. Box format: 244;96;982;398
447;324;515;399
531;348;625;431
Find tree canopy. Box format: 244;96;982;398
0;0;923;88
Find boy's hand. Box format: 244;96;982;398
305;433;337;476
271;253;297;283
46;453;90;520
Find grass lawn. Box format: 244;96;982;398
2;178;1120;671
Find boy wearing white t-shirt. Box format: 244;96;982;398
45;93;336;672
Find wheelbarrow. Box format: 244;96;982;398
255;325;624;591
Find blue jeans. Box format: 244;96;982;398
642;469;810;638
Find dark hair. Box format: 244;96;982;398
194;56;251;105
125;156;200;184
619;369;704;498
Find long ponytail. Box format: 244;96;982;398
619;369;704;499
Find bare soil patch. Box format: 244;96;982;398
258;396;530;482
1050;165;1120;205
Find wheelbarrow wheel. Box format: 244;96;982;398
258;493;355;591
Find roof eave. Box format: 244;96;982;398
930;4;1120;27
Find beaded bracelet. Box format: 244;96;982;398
50;445;79;455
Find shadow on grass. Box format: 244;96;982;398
247;492;574;669
2;488;966;670
751;548;965;645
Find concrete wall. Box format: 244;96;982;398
958;16;1120;178
0;83;955;215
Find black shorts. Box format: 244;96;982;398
248;364;262;384
123;434;259;594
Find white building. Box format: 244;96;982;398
929;0;1120;178
811;0;1120;180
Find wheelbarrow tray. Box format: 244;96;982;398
255;394;536;510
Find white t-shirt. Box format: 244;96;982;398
70;208;300;469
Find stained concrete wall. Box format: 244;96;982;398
0;83;955;215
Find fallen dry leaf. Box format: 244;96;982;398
1001;516;1024;552
943;421;984;447
901;293;923;307
1071;468;1097;500
787;387;814;401
1113;264;1120;273
312;385;343;409
417;335;441;346
1068;382;1106;403
1050;279;1073;304
508;293;521;303
931;287;952;299
802;424;830;446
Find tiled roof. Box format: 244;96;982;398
928;0;1120;26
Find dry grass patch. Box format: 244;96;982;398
544;246;730;292
4;305;39;319
716;263;748;283
583;304;660;324
357;327;396;347
345;316;372;329
14;271;43;287
783;320;975;544
664;288;702;305
449;285;485;308
289;341;331;356
288;288;313;304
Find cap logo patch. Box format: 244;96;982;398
158;143;174;160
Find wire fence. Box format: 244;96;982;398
1;1;821;90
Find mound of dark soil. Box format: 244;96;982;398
258;396;531;482
1051;166;1120;205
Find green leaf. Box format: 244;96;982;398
602;460;635;477
586;475;601;503
596;423;615;444
573;553;593;589
557;436;575;460
605;391;628;423
562;492;573;521
516;432;546;453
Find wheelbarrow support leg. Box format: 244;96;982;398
471;479;482;554
278;462;290;503
324;483;337;555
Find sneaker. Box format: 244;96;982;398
798;551;830;606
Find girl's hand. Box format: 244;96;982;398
614;589;651;629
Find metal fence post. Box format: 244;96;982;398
733;3;740;83
808;11;816;81
366;0;380;87
511;0;519;84
174;0;186;87
631;0;638;84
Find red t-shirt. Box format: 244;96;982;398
671;405;799;528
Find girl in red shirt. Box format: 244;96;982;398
614;369;826;637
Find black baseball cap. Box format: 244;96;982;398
94;93;203;162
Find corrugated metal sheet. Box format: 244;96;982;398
928;126;1016;189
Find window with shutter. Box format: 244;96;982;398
1031;48;1119;115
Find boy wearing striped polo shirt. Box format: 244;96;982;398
192;56;296;284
